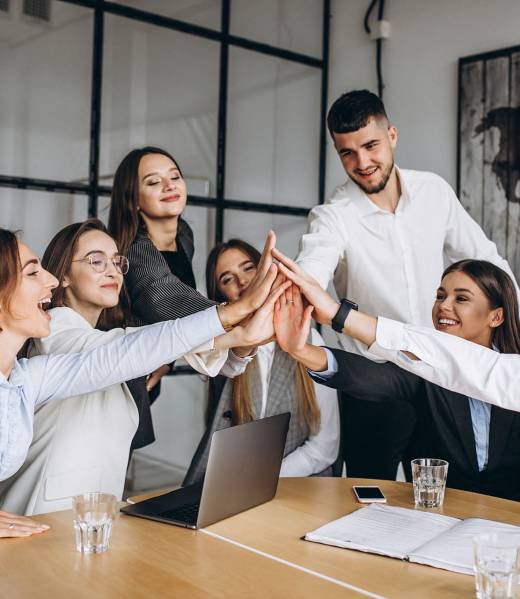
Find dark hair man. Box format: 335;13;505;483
296;89;519;481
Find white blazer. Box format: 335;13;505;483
0;307;140;515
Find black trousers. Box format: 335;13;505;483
339;394;417;480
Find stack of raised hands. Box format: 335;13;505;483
226;240;378;370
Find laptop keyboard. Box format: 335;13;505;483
158;502;200;524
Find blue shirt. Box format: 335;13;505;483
311;348;491;471
468;398;491;471
0;308;223;481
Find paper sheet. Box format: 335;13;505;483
410;517;520;575
305;504;459;560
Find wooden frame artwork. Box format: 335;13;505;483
458;45;520;281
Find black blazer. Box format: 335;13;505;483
124;219;215;448
312;348;520;501
125;218;215;326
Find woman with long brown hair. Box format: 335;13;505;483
183;239;340;485
273;252;520;499
108;147;273;408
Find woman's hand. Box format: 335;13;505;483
274;284;329;371
0;511;50;538
218;276;291;349
217;231;278;327
271;248;339;325
145;364;171;392
274;284;313;354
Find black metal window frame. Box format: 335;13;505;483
1;0;331;373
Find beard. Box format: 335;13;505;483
353;159;395;195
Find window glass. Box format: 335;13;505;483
101;15;220;195
223;211;307;258
230;0;322;58
226;47;321;208
115;0;221;30
0;3;93;181
0;188;88;256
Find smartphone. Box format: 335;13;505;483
352;485;387;503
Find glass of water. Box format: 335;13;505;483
411;458;449;508
72;492;118;554
473;533;520;599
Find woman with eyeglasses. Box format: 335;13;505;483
0;223;283;523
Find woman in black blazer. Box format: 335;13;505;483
108;147;277;441
273;251;520;500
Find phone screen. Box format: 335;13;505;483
354;486;385;500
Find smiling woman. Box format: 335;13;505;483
108;147;281;428
0;226;286;534
272;249;520;500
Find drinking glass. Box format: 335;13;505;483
72;492;118;554
411;458;449;508
473;533;520;599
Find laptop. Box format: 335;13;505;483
121;412;290;529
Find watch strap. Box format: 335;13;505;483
331;298;359;332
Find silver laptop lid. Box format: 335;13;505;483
196;412;290;528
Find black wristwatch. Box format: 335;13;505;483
331;298;359;332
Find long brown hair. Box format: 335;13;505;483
206;239;320;433
0;228;21;321
42;219;128;329
108;146;184;256
442;259;520;354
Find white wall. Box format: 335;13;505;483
326;0;520;197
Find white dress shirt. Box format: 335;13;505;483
368;317;520;413
0;307;224;481
256;330;340;477
297;168;517;358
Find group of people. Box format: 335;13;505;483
1;89;520;539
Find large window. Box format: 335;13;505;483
0;0;330;272
0;0;330;480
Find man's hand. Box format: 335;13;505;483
0;511;50;538
271;248;339;325
274;284;313;354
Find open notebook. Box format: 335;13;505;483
304;504;520;575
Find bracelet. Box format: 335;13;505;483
217;302;234;332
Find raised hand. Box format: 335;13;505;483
217;231;278;328
238;230;277;311
0;510;50;538
217;276;291;350
271;248;339;326
274;284;313;354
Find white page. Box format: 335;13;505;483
305;504;460;560
410;518;520;575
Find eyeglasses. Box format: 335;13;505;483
72;252;129;275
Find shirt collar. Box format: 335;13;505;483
0;359;26;389
350;165;409;218
50;306;94;330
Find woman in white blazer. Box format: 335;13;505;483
0;221;284;528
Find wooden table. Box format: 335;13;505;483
2;478;520;599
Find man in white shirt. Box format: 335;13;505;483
296;89;518;480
